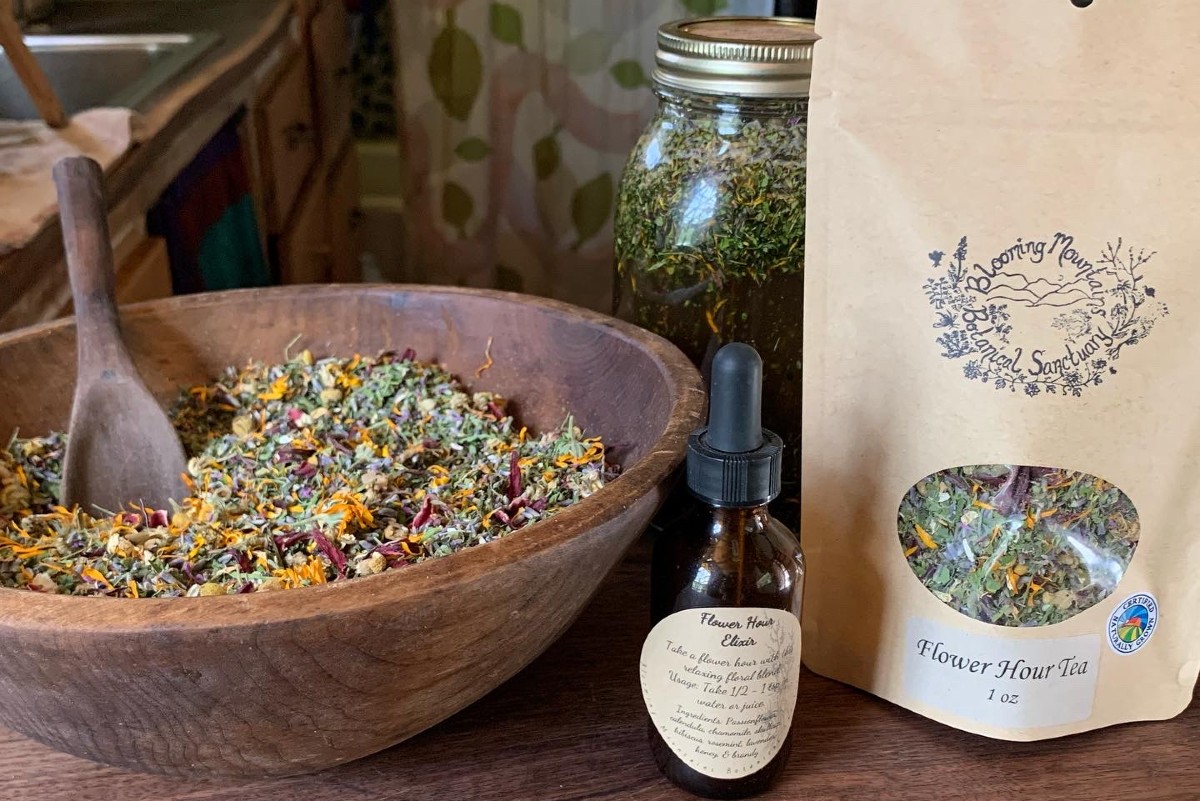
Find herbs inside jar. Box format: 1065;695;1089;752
613;18;814;516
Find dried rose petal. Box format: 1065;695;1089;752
311;530;347;577
273;530;310;550
412;496;434;529
508;450;522;501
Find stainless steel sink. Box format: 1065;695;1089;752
0;33;220;120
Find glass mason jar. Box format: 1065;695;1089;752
614;18;814;517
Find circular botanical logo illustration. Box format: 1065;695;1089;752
898;464;1140;627
924;234;1169;397
1108;593;1158;654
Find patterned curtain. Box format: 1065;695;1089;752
392;0;771;312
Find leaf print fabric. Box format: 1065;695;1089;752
392;0;772;309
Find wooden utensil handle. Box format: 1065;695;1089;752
0;1;67;128
53;156;134;374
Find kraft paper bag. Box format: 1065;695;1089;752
801;0;1200;739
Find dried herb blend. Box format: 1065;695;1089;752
898;465;1139;627
0;350;610;598
614;90;807;511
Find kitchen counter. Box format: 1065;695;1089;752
1;536;1196;801
0;0;292;331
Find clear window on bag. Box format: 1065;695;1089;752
898;464;1140;627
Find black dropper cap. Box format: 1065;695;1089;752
686;343;783;507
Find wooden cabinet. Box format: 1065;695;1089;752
277;176;331;284
115;237;173;304
310;0;353;162
327;143;363;283
253;0;361;286
276;144;362;285
57;234;173;318
254;48;318;234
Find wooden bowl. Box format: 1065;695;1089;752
0;286;704;778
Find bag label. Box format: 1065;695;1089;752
904;617;1101;729
640;608;801;779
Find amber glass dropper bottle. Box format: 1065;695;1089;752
640;342;804;799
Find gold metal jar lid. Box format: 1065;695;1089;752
654;17;817;98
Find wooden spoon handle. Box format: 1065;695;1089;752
0;0;66;128
53;156;134;375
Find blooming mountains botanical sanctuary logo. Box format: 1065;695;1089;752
924;234;1169;397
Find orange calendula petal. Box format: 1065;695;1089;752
80;567;111;588
915;524;938;550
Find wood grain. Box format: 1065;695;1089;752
113;237;173;306
0;535;1195;800
256;47;318;234
0;0;66;128
0;285;705;779
278;162;332;283
326;141;363;283
308;0;352;163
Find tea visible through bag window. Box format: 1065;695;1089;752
802;1;1200;739
898;464;1140;628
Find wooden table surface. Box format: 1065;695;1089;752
2;537;1197;801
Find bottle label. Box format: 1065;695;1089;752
639;607;801;780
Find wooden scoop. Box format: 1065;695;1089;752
54;156;188;515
